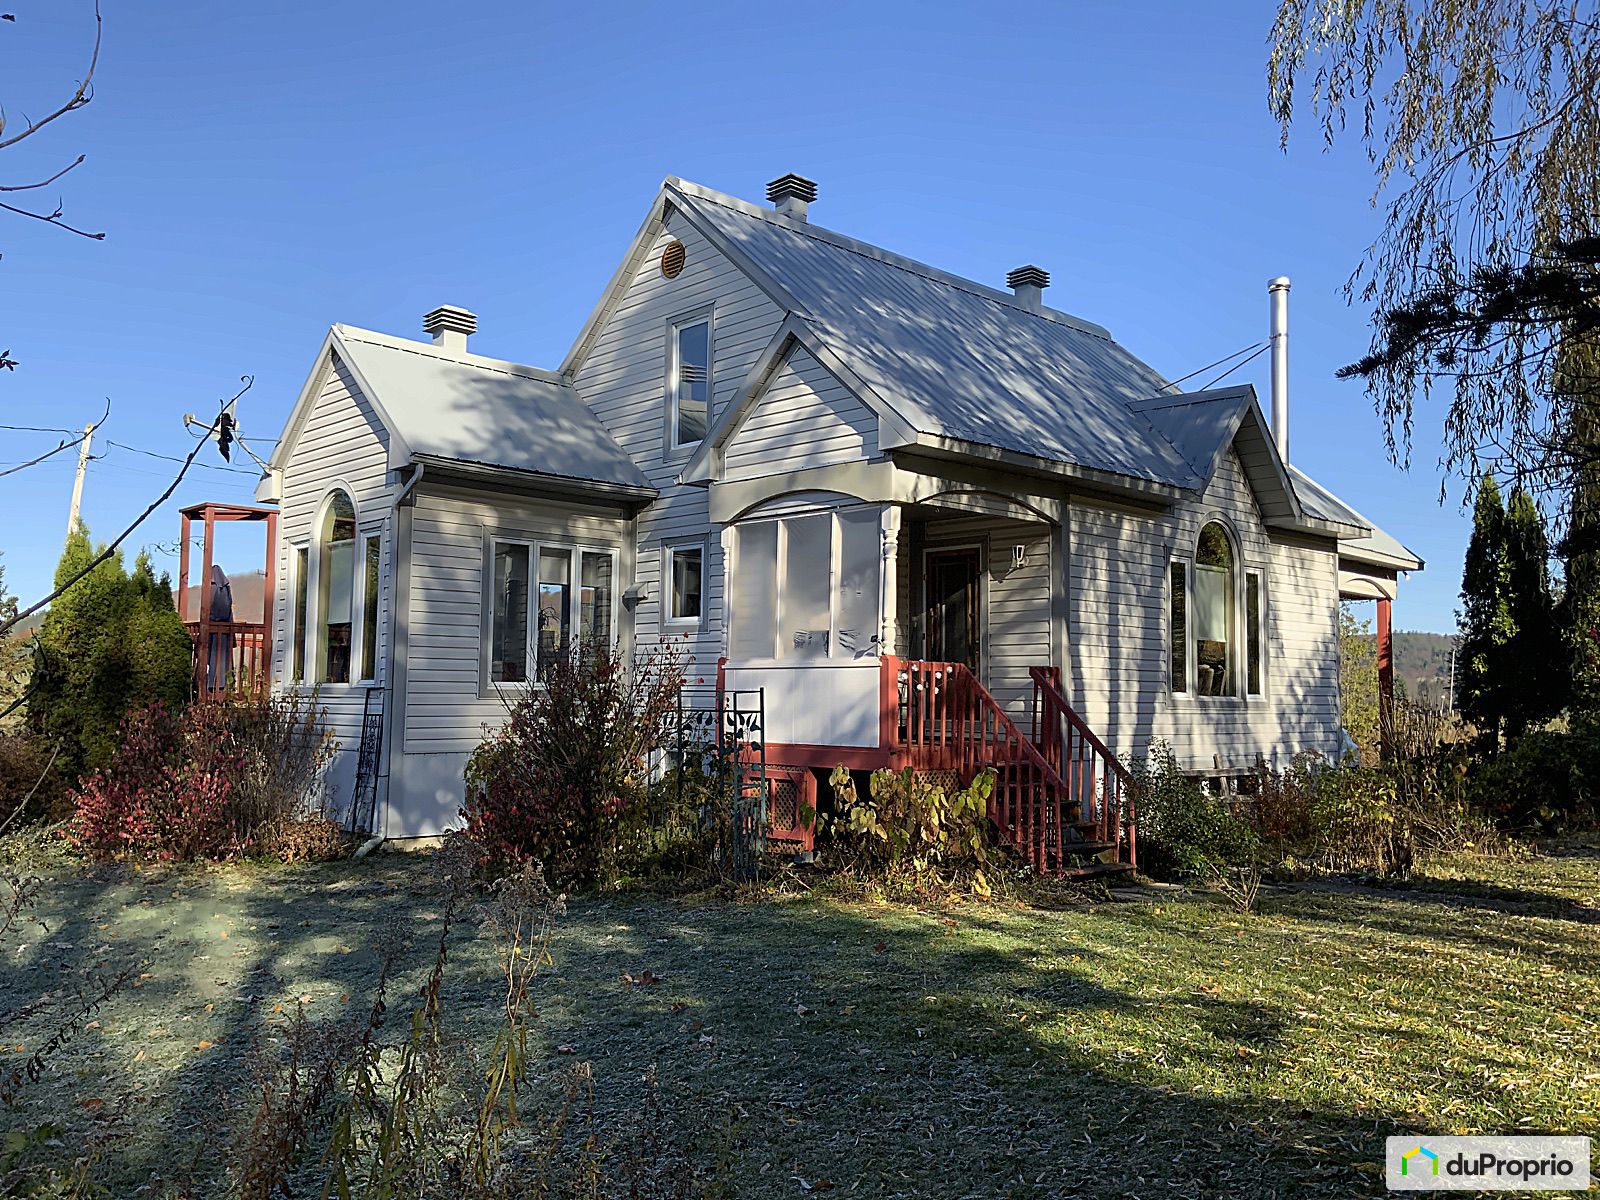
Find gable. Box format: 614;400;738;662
568;202;789;476
278;353;391;528
721;344;878;482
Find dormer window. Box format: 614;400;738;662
669;314;711;449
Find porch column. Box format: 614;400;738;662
718;526;735;660
1377;596;1394;758
879;506;902;656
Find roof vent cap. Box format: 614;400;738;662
766;173;817;222
423;305;477;353
1006;265;1049;310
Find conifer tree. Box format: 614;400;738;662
28;525;191;777
1457;475;1514;748
1502;488;1561;737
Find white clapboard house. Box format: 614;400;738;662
258;174;1420;870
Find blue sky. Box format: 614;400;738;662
1;0;1466;631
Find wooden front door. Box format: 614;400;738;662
923;548;982;673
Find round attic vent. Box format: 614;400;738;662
660;239;686;279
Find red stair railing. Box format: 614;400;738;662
1028;666;1137;869
881;656;1099;873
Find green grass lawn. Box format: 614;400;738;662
3;843;1598;1198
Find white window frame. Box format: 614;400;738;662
665;307;714;455
726;504;884;665
287;541;310;685
309;486;363;689
1243;568;1267;699
484;536;620;692
1169;518;1266;703
662;541;707;632
355;525;383;683
1168;556;1190;695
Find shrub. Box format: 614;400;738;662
1471;724;1600;833
827;765;994;889
68;693;337;863
463;643;686;884
27;532;191;780
1132;742;1259;881
0;731;64;825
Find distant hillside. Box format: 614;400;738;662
181;570;266;623
1359;629;1457;710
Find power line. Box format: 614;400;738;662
104;439;257;475
0;422;84;435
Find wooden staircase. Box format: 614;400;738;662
884;657;1137;878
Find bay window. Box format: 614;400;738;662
727;507;882;662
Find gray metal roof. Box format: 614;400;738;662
333;326;650;491
673;183;1196;485
1130;388;1255;489
1289;466;1423;571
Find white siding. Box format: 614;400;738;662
722;345;877;482
922;516;1053;719
1067;442;1342;770
573;211;787;677
402;484;632;753
270;354;395;818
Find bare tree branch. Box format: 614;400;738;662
0;1;102;150
0;377;255;639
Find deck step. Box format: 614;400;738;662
1056;861;1137;881
1058;840;1118;856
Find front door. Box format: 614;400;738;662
923;548;982;673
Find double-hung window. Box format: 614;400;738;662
664;544;703;627
727;507;881;662
668;313;711;449
488;538;616;685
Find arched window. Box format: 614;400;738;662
317;490;357;683
1170;519;1264;699
1192;522;1235;696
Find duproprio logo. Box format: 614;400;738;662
1401;1146;1439;1177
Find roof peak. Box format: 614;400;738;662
664;176;1114;342
332;324;567;386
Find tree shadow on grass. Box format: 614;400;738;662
8;867;1592;1199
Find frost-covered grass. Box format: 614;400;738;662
2;843;1597;1198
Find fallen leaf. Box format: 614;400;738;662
80;1097;103;1110
204;1003;214;1014
340;993;350;1004
556;1044;577;1055
794;1002;814;1017
872;942;888;955
840;1005;856;1016
196;1040;215;1051
671;1000;688;1012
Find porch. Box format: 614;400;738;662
178;501;277;700
718;654;1136;876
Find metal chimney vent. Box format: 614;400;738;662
766;173;817;221
1005;265;1050;291
1006;265;1050;310
423;305;477;353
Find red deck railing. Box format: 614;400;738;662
877;656;1135;872
186;620;271;701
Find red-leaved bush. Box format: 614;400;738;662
70;702;246;861
464;642;685;884
69;693;337;862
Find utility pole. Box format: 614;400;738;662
65;421;96;541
